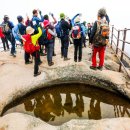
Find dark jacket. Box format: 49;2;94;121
18;23;26;35
90;21;109;47
60;19;71;36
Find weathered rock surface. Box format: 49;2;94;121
0;40;130;130
0;113;130;130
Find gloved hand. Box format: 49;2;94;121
39;10;42;15
51;13;54;17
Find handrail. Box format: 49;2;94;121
110;25;130;78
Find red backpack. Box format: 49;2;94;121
72;25;81;39
22;34;40;54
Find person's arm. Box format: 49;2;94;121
71;13;80;27
90;21;97;44
65;21;71;30
31;27;42;46
48;29;57;37
9;21;14;30
51;14;57;25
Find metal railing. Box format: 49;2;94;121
110;25;130;78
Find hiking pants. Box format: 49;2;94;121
25;51;31;63
61;35;69;58
92;46;106;67
5;33;16;54
32;51;40;75
46;43;54;64
1;37;9;50
82;36;86;47
74;39;82;61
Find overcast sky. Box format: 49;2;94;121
0;0;130;29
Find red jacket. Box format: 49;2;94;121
0;27;5;38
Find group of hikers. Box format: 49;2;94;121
0;8;110;77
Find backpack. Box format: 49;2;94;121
55;21;64;38
72;24;81;39
12;24;21;42
22;34;40;54
1;22;11;34
42;28;53;44
93;17;110;46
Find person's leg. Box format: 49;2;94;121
64;35;70;60
5;37;9;49
90;47;99;69
53;38;56;56
61;38;64;58
74;40;78;62
99;46;106;67
1;37;6;51
25;51;32;64
33;51;40;76
78;39;82;62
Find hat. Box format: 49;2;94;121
74;16;80;23
26;26;34;34
43;20;50;28
17;15;23;23
60;13;65;19
4;15;9;18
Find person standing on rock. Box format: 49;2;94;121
59;13;71;61
43;20;57;66
71;16;85;62
0;25;9;51
2;15;16;57
89;8;109;71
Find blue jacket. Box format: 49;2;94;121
71;13;80;27
32;15;44;30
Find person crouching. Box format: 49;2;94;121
43;20;57;66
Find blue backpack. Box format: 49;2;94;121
12;24;21;42
55;21;64;38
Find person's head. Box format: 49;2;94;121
97;8;107;20
60;13;65;20
3;15;9;22
83;21;86;26
43;20;50;28
26;26;34;35
44;14;49;20
32;9;38;16
74;16;80;23
17;15;24;23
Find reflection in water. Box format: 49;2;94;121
4;84;130;125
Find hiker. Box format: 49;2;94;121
0;26;9;51
44;13;57;56
89;8;109;71
17;15;32;64
59;13;71;60
71;16;85;62
25;15;32;27
22;26;42;77
2;15;16;57
87;23;92;45
32;9;44;56
81;21;88;48
43;20;57;66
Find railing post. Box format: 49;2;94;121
116;30;120;54
119;28;127;72
111;25;114;47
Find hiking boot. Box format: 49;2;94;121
74;59;77;62
38;61;43;65
78;59;82;62
64;58;70;61
10;53;16;57
97;66;103;71
90;66;97;70
34;72;41;77
53;54;56;56
25;61;33;64
48;62;54;66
